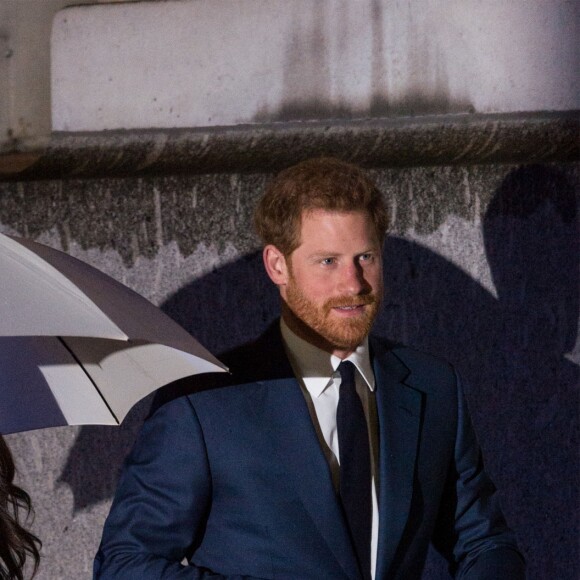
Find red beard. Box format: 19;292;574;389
283;279;380;353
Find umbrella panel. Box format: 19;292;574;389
0;336;115;434
0;233;228;434
0;234;127;339
65;336;225;424
0;336;226;434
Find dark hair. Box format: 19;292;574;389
0;437;41;580
254;157;388;255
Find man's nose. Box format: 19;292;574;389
340;262;369;295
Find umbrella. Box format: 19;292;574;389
0;232;227;434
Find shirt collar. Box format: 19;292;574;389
280;318;375;398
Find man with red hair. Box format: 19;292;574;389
95;158;524;579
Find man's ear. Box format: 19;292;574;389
263;245;289;286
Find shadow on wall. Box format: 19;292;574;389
60;165;578;579
375;165;578;579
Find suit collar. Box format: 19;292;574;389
263;332;424;580
280;318;375;397
237;326;423;580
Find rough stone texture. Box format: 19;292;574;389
0;159;578;579
0;111;578;181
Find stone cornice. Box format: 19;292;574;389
0;111;577;181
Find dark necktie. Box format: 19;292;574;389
337;360;372;580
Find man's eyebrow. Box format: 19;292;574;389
306;252;338;261
356;246;381;255
306;247;379;260
308;250;339;255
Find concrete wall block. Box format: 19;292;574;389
51;0;579;132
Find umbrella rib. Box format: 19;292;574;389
57;337;120;425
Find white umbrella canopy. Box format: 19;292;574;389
0;233;227;434
1;232;127;339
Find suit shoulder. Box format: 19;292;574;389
370;335;457;390
394;345;454;376
152;322;291;411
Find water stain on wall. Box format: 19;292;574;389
254;0;473;123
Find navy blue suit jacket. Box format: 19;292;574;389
94;323;524;579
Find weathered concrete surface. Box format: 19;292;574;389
51;0;579;132
1;160;578;579
0;111;578;180
0;0;116;152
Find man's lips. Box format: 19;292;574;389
325;295;376;316
331;304;368;316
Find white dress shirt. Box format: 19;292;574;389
280;319;380;579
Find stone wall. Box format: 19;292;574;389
0;119;578;578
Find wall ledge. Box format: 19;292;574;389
0;111;578;181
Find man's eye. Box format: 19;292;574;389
321;258;335;266
359;253;373;262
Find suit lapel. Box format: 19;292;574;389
262;377;360;579
371;341;422;580
250;325;360;579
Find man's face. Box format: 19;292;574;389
278;209;383;358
